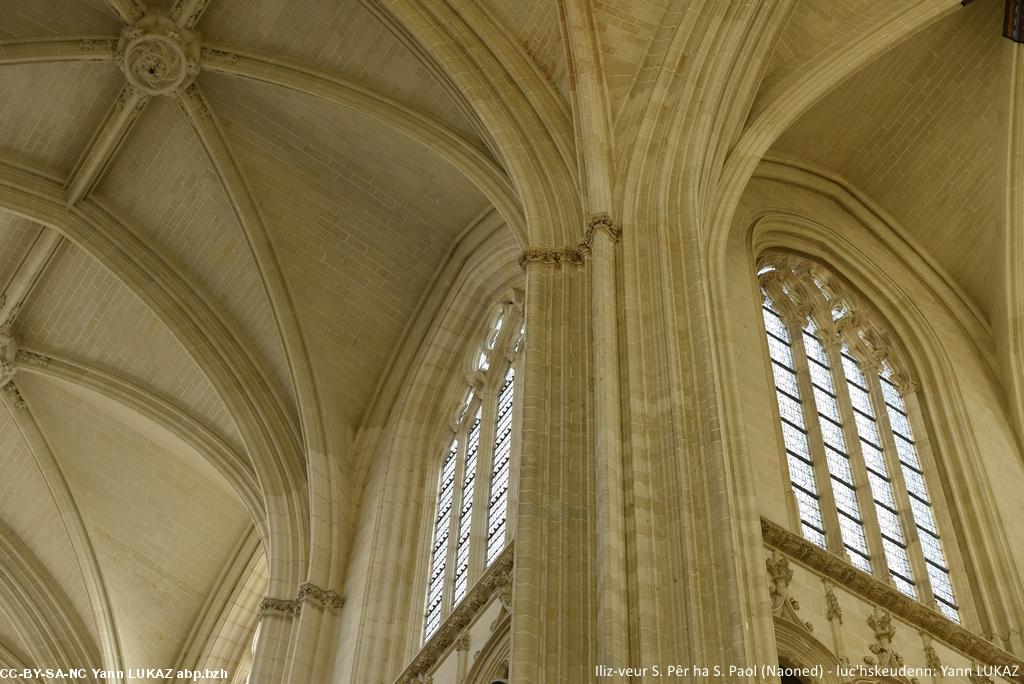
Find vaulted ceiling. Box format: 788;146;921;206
0;0;1012;679
0;0;495;675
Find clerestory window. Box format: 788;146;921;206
423;305;524;641
757;254;960;622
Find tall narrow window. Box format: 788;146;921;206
422;302;523;640
424;440;458;638
757;255;960;622
486;366;515;564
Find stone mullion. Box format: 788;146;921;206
823;338;890;582
504;342;525;549
899;386;981;629
443;423;469;619
785;320;844;557
867;372;935;607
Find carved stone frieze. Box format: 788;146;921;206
761;518;1024;677
396;545;513;684
116;14;201;96
296;582;344;612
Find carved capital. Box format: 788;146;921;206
259;597;299;620
584;212;622;244
518;246;585;270
890;370;919;395
296;582;344;612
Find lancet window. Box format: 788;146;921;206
423;303;524;640
757;255;960;622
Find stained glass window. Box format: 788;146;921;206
423;303;523;640
758;256;960;622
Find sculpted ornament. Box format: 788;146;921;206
116;15;201;96
766;553;813;634
259;597;299;620
296;582;344;612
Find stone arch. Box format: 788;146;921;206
719;159;1024;652
336;214;523;683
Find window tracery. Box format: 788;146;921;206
757;254;960;622
423;302;523;641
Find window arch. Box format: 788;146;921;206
423;302;524;640
757;254;961;622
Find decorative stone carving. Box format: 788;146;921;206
115;15;200;96
489;580;512;632
584;212;622;244
14;351;49;370
455;632;470;652
0;302;23;333
106;0;144;24
761;518;1024;676
0;335;18;386
757;253;913;383
175;82;212;121
921;632;942;670
518;246;585;269
296;582;344;612
169;0;212;27
824;581;843;624
2;381;26;411
864;609;904;669
79;38;119;53
766;553;813;633
259;597;299;620
200;47;240;67
397;545;514;683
